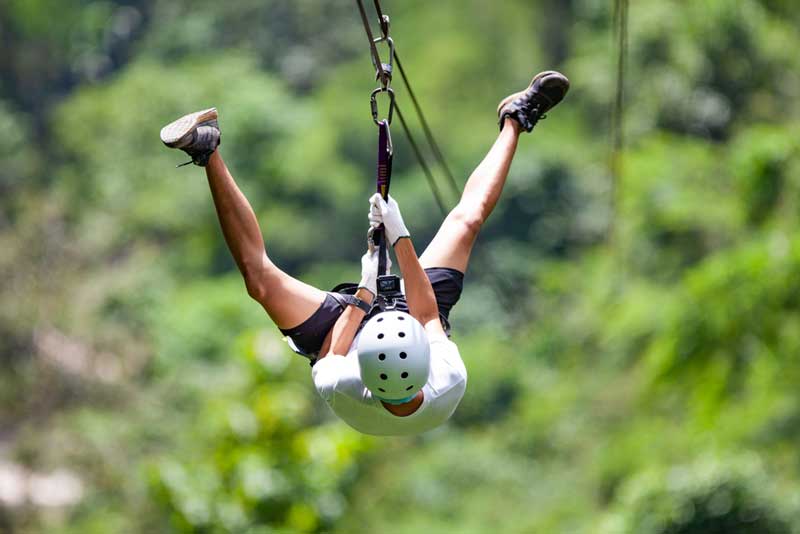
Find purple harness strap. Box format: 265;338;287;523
375;119;393;276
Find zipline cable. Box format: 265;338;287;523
394;51;462;202
394;102;449;216
355;0;389;86
360;0;459;205
610;0;629;239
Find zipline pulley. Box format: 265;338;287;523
377;14;390;39
373;36;394;88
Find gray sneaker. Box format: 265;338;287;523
497;71;569;132
160;107;220;167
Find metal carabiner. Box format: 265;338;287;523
370;87;395;125
373;36;394;89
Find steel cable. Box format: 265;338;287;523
354;0;386;82
394;51;461;202
394;102;449;216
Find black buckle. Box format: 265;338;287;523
377;274;402;297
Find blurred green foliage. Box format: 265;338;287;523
600;455;799;533
2;0;800;532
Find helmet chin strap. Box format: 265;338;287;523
375;392;417;405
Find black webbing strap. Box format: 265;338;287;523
375;119;393;275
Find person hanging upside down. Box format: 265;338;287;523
159;71;569;436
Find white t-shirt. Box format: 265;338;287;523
311;336;467;436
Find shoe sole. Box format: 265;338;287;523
160;107;218;146
496;71;567;116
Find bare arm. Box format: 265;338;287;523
368;193;446;338
393;238;447;339
317;287;375;360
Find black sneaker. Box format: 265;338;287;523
497;71;570;132
160;107;220;167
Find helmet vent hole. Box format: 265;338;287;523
379;388;386;393
377;333;384;339
398;332;406;338
377;317;384;322
401;372;408;379
406;385;414;391
378;353;386;361
399;352;407;359
398;316;405;320
380;373;388;380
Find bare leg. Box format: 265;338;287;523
205;150;327;329
419;118;522;273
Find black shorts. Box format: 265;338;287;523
280;267;464;358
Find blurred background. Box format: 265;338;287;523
2;0;800;532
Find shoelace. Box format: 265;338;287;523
175;126;217;167
522;85;559;122
525;102;544;120
519;101;545;130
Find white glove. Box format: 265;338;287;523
368;193;410;246
358;235;391;295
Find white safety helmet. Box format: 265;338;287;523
357;310;431;402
